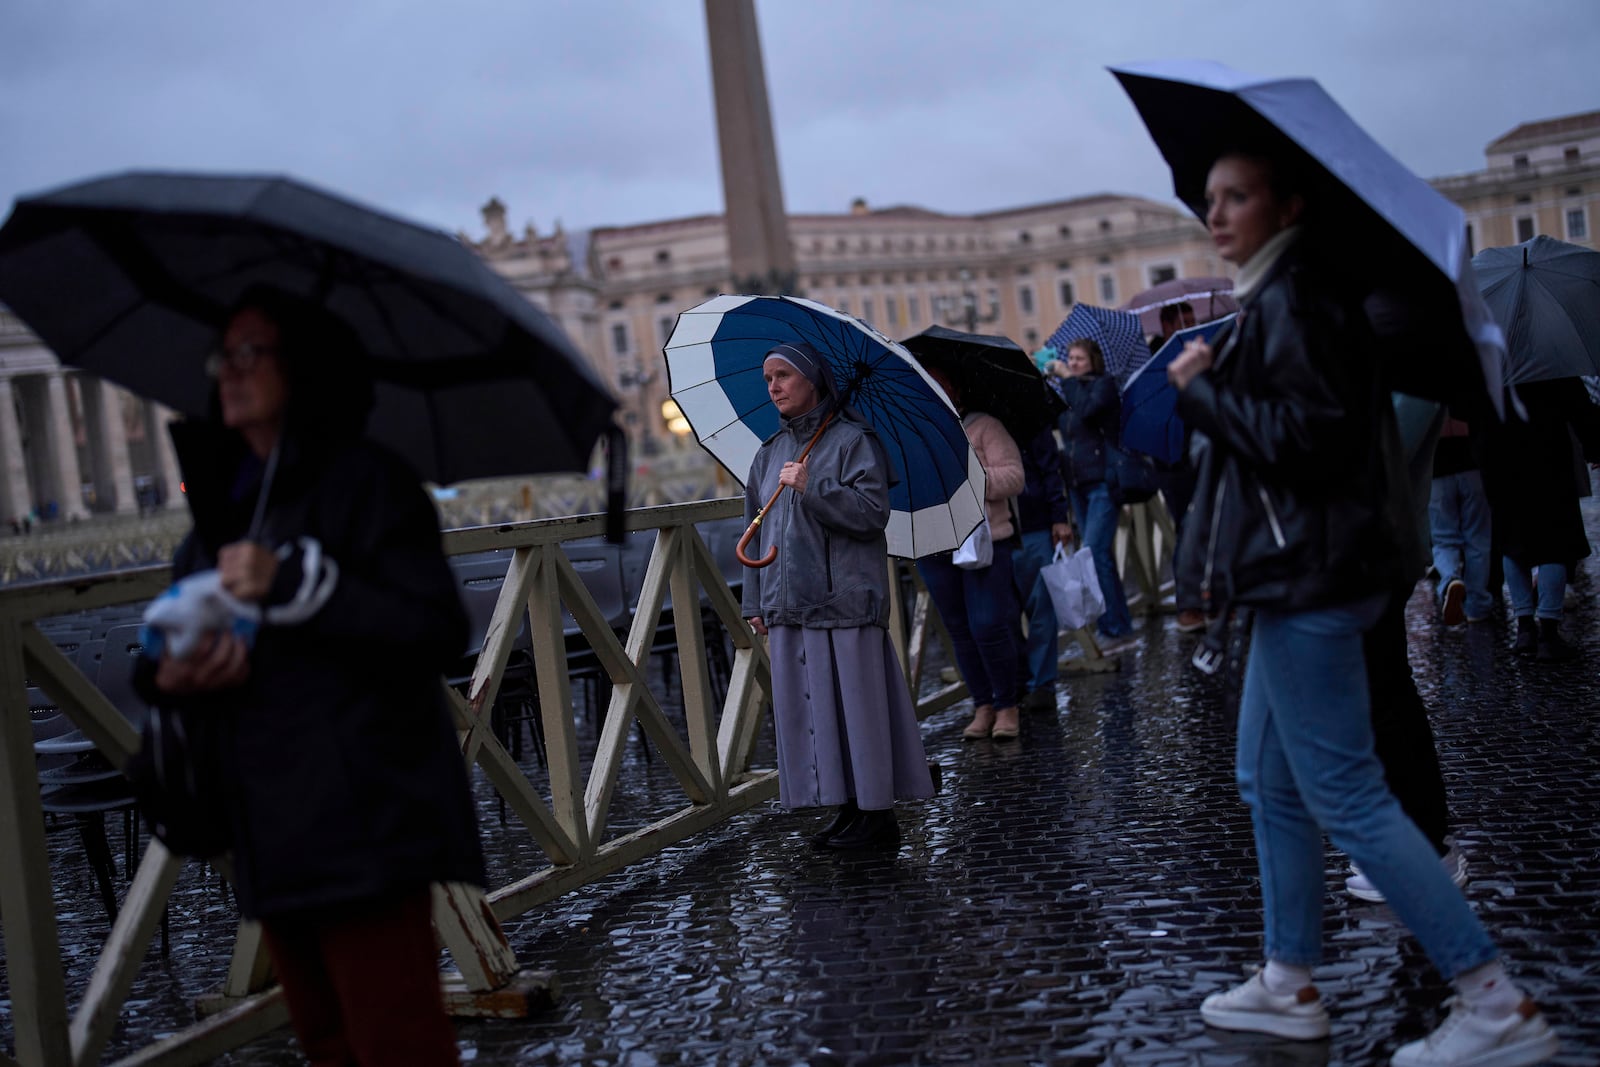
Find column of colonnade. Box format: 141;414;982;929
0;377;30;524
0;369;189;527
82;376;138;515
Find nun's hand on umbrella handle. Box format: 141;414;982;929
778;458;808;494
1167;339;1214;392
736;515;778;569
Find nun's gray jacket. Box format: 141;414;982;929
742;401;894;630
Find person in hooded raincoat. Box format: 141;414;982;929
742;341;935;851
136;286;483;1066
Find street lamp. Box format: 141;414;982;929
617;365;660;455
941;268;1001;334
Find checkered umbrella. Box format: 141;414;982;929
1046;304;1153;389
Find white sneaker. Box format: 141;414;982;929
1347;846;1469;904
1200;971;1330;1041
1390;997;1559;1067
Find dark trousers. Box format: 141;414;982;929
261;886;460;1067
1364;585;1451;855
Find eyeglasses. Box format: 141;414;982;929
205;343;278;378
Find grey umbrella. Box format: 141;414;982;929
0;170;620;488
1473;235;1600;385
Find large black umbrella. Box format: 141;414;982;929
900;324;1055;446
1110;60;1507;412
1473;235;1600;385
0;171;619;486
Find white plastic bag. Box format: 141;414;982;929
1040;544;1104;631
952;514;993;570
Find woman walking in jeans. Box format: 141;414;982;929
1049;339;1136;651
916;367;1027;741
1168;148;1558;1065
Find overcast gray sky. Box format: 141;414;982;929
2;1;1596;239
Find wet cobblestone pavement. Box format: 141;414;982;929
5;501;1599;1066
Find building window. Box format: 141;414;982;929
1568;208;1589;240
658;316;675;344
654;249;671;264
838;297;850;314
611;323;629;356
1018;231;1032;244
607;256;624;271
886;296;899;326
1058;225;1072;239
703;286;717;296
1059;280;1075;306
1147;264;1177;286
908;295;920;322
1565;147;1581;165
1025;329;1038;347
862;298;874;323
1513;154;1529;170
1516;216;1536;243
1018;286;1035;315
1465;223;1475;258
1099;218;1112;233
1098;273;1116;304
656;292;673;304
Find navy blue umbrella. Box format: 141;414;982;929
664;294;985;561
1119;316;1235;464
1046;304;1153;388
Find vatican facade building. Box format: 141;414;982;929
1;110;1596;525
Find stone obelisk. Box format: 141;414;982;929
704;0;797;295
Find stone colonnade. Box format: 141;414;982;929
0;370;184;528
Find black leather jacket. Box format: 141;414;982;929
1176;238;1405;613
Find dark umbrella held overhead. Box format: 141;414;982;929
1110;59;1507;413
0;171;622;494
900;324;1056;447
1472;235;1600;386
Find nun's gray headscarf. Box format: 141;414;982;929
764;341;841;403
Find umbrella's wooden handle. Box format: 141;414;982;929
736;408;838;571
736;515;777;569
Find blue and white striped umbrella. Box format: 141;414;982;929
1046;304;1154;389
664;294;986;560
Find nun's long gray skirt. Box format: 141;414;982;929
767;624;934;811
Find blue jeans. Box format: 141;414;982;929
919;545;1022;710
1428;471;1494;620
1238;597;1498;977
1068;482;1132;638
1010;530;1059;691
1503;558;1566;621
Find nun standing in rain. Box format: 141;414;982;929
742;341;935;850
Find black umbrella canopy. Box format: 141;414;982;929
1110;61;1504;412
1472;235;1600;386
901;323;1055;445
0;171;618;485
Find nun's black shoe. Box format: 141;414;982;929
809;801;860;848
824;808;900;850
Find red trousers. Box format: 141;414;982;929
261;887;460;1067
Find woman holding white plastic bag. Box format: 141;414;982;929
915;366;1027;740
